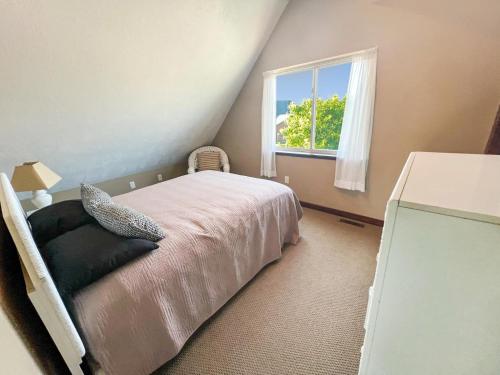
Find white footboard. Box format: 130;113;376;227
0;173;85;374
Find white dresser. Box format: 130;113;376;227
359;152;500;375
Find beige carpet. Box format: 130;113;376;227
155;208;381;375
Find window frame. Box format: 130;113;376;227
269;50;367;157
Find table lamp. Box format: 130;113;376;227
11;161;62;209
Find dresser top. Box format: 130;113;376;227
399;152;500;224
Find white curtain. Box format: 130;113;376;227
260;74;277;177
334;49;377;192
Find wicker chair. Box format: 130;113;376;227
187;146;230;174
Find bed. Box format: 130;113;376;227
0;170;302;375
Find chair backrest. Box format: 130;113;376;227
187;146;230;174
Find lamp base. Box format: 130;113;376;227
31;189;52;209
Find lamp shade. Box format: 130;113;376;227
11;162;62;192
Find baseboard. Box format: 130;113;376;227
300;201;384;227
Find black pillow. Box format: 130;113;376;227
41;223;158;295
28;200;96;248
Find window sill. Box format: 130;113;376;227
275;151;336;160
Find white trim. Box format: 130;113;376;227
263;47;377;77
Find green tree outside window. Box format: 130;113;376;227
277;95;346;150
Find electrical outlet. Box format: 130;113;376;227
284;176;289;184
129;181;136;190
157;174;163;182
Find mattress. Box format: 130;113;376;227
72;171;302;375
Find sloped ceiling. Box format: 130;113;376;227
0;0;288;192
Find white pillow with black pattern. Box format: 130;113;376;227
81;184;112;216
80;184;166;242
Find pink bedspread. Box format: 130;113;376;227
72;171;302;375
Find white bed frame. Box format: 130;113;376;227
0;173;85;374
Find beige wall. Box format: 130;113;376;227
0;308;42;374
20;161;186;211
214;0;500;220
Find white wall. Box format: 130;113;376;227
214;0;500;219
0;307;42;374
0;0;288;194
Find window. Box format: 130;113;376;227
274;59;352;156
262;48;377;188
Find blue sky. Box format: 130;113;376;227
276;62;352;104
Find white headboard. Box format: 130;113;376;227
0;173;85;374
